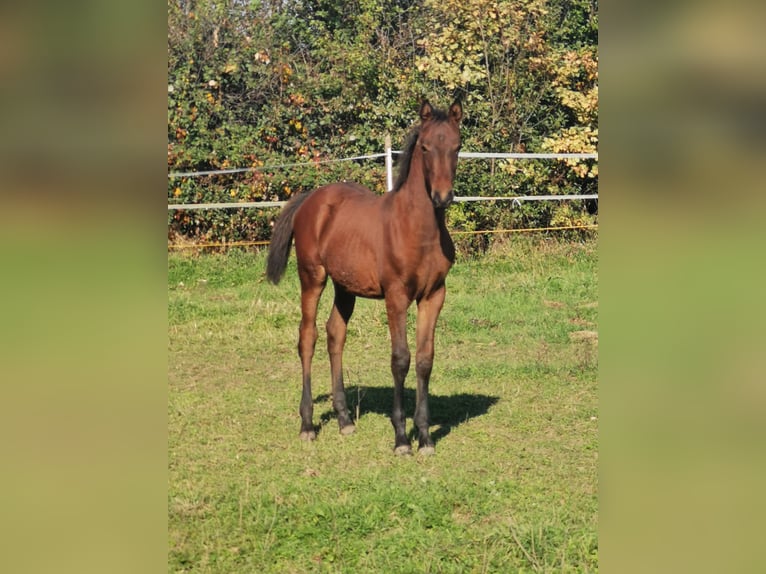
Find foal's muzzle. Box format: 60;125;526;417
432;190;454;209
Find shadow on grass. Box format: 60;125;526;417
316;386;499;444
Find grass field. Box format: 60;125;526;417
168;237;598;573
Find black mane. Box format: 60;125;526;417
392;107;451;192
392;128;420;192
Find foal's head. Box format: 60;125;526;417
417;99;463;208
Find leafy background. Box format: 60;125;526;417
168;0;598;247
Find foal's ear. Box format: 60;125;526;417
419;100;434;122
449;100;463;124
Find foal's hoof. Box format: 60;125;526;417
394;444;413;456
339;423;356;436
418;445;436;456
299;430;316;441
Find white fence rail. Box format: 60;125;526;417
168;147;597;210
167;195;599;211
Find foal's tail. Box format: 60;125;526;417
266;191;311;284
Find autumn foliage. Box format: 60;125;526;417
168;0;598;247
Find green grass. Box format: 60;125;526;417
168;237;598;573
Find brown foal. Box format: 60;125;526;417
266;99;463;454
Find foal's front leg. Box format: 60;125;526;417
414;286;446;455
385;293;412;454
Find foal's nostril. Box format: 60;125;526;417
432;190;454;208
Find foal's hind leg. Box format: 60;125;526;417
297;266;327;440
326;282;356;435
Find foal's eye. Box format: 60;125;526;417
421;145;430;153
